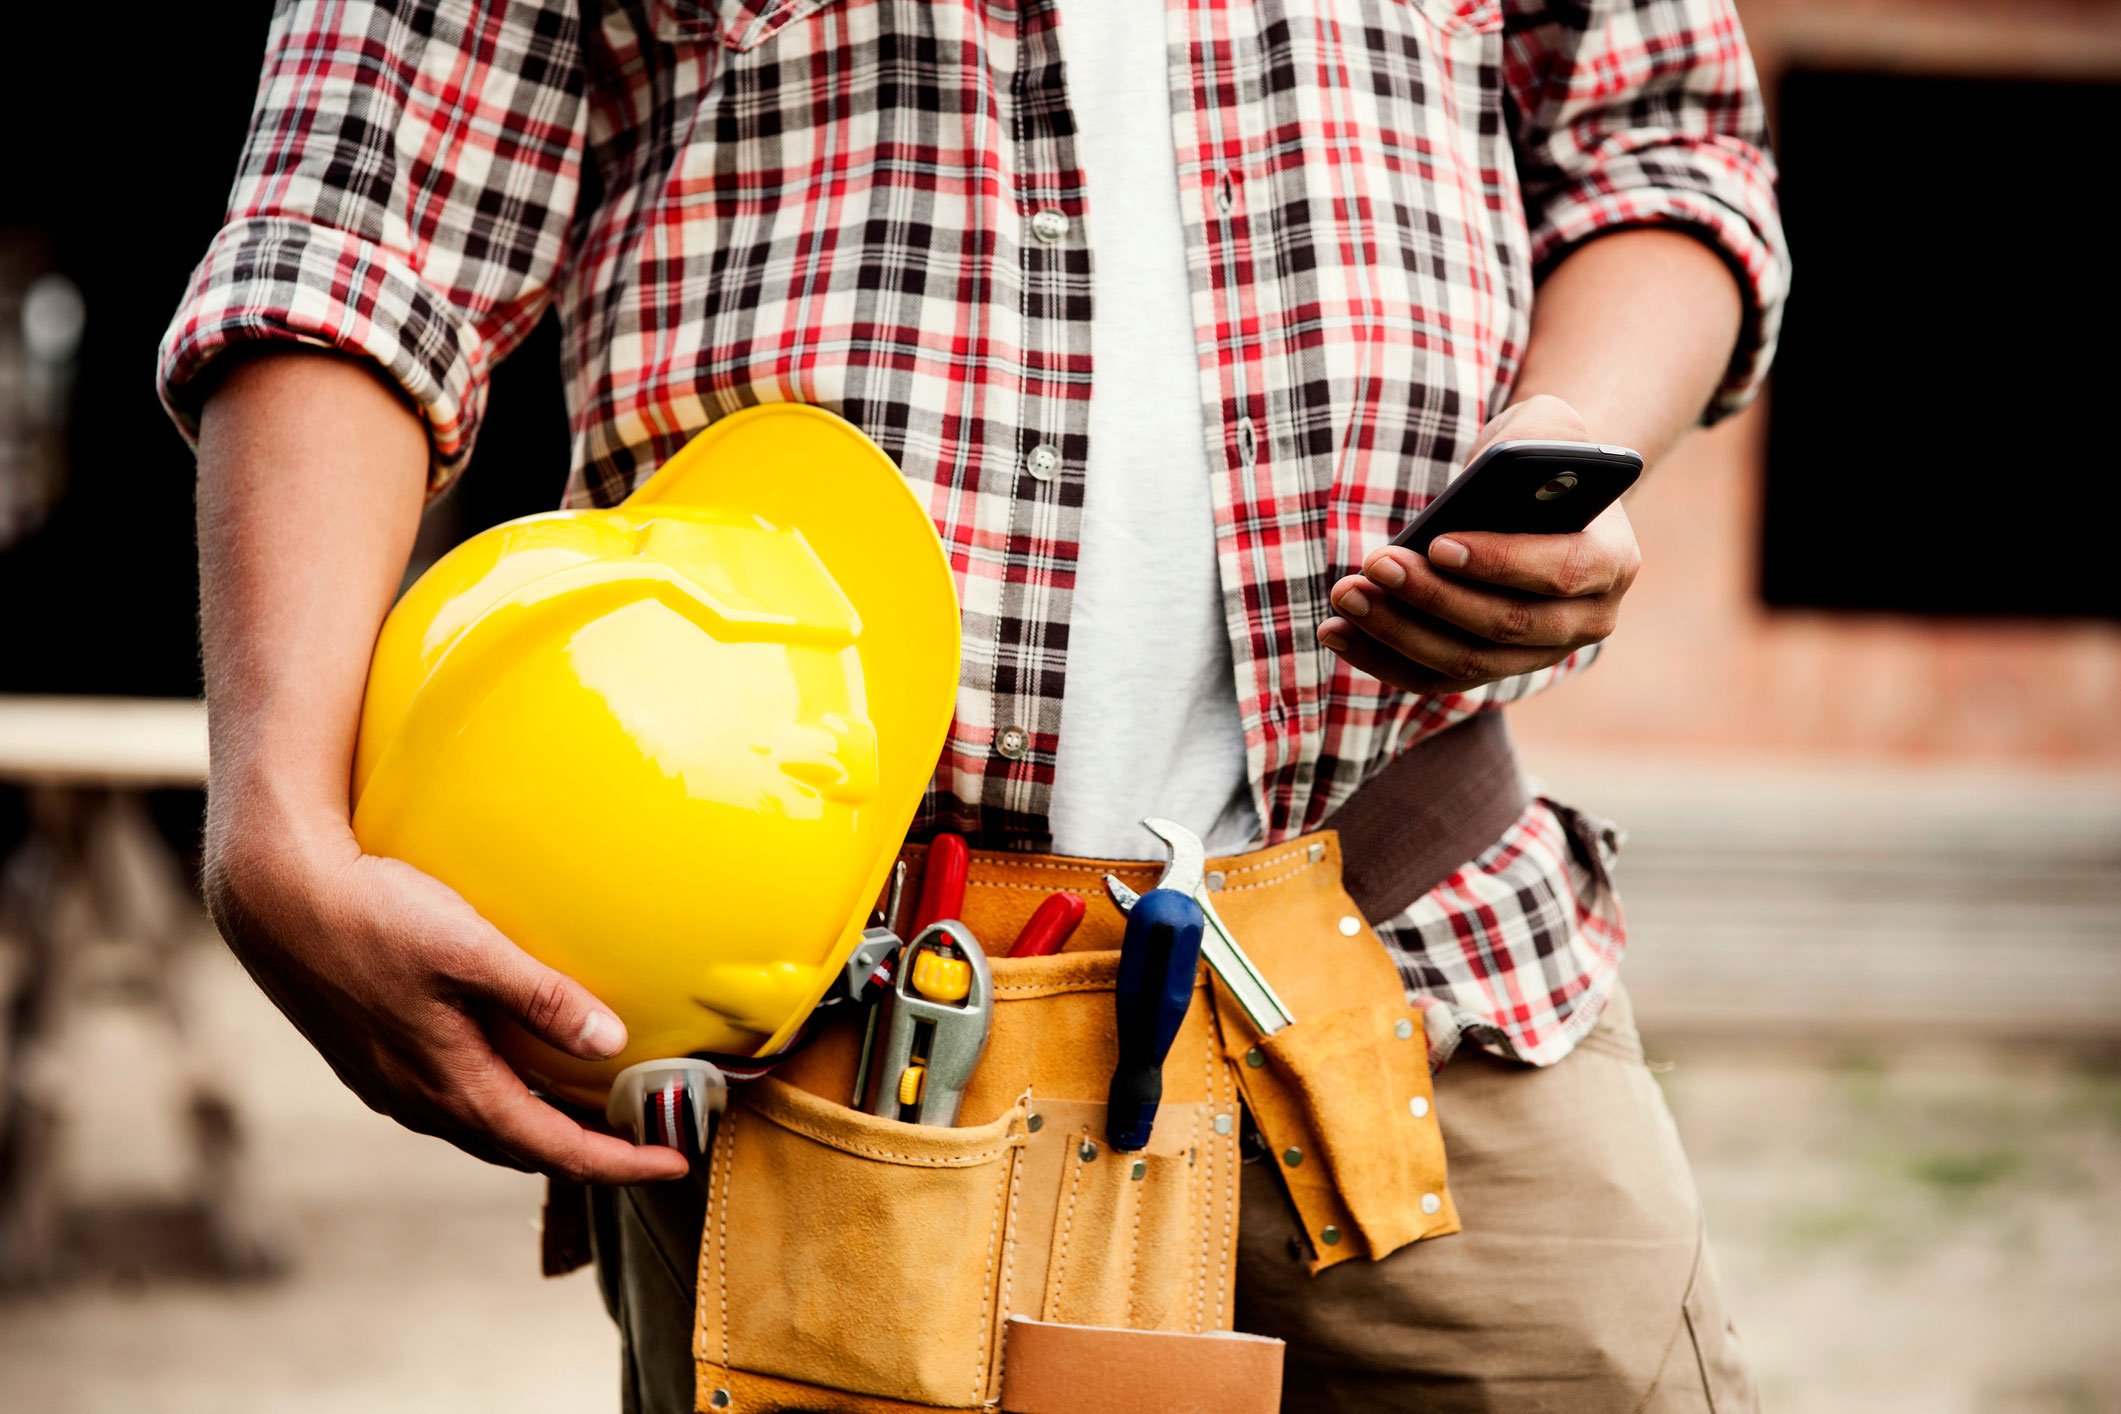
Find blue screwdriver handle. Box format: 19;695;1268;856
1107;887;1206;1152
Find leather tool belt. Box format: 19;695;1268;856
568;712;1528;1413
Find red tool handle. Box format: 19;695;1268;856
1007;891;1087;958
913;833;971;930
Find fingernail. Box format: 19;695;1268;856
1317;621;1350;652
1338;587;1372;618
577;1011;627;1059
1430;538;1469;569
1368;557;1406;589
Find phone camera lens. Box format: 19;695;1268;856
1534;473;1579;501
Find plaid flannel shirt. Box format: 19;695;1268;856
160;0;1787;1066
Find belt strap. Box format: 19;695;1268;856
1324;710;1528;923
889;712;1526;930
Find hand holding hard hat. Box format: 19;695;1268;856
351;405;961;1140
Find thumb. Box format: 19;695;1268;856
462;939;631;1063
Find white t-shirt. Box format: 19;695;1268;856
1046;0;1260;861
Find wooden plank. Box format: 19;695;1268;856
0;697;208;787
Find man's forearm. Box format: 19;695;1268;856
1511;228;1746;470
1324;229;1743;688
195;351;430;860
189;351;675;1182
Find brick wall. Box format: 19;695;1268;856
1514;0;2121;768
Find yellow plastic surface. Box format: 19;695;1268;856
897;1063;926;1108
351;405;960;1105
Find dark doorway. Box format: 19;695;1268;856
1762;66;2121;620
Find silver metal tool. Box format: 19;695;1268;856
865;921;994;1125
871;858;908;932
839;926;903;1003
606;1057;729;1156
1105;816;1295;1035
840;926;905;1106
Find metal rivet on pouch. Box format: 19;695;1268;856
1131;1159;1147;1180
1321;1225;1342;1246
1026;1113;1044;1132
1283;1147;1304;1168
1394;1018;1416;1040
1338;915;1361;937
1213;1114;1234;1136
710;1391;731;1409
1307;842;1326;863
1205;869;1226;891
1421;1192;1442;1215
1409;1096;1430;1119
1080;1140;1100;1162
1244;1046;1265;1069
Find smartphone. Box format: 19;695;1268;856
1388;440;1644;555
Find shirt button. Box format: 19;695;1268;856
997;725;1030;760
1030;208;1070;243
1026;443;1061;481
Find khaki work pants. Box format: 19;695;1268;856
588;985;1757;1412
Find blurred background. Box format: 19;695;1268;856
2;1;2117;1410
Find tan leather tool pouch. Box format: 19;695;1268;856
689;830;1459;1411
693;947;1247;1413
1204;834;1459;1272
695;1078;1026;1410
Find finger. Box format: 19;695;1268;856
463;1062;691;1185
1423;507;1637;598
397;1104;538;1174
447;926;631;1063
1325;592;1564;684
1318;618;1480;695
1347;557;1615;648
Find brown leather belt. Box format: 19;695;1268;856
895;710;1528;927
1327;709;1528;921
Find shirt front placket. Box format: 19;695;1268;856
1170;0;1324;842
979;0;1094;848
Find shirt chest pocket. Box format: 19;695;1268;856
651;0;846;52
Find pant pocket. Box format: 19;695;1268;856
1681;1219;1760;1413
697;1076;1027;1409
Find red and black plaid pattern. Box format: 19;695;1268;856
160;0;1785;1065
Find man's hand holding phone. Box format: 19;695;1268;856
1318;395;1643;694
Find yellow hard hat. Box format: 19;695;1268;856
350;405;960;1106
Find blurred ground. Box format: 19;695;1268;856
1;753;2117;1413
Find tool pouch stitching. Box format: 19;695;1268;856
697;1079;1026;1408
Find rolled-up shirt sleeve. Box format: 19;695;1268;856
1504;0;1791;420
157;0;586;488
